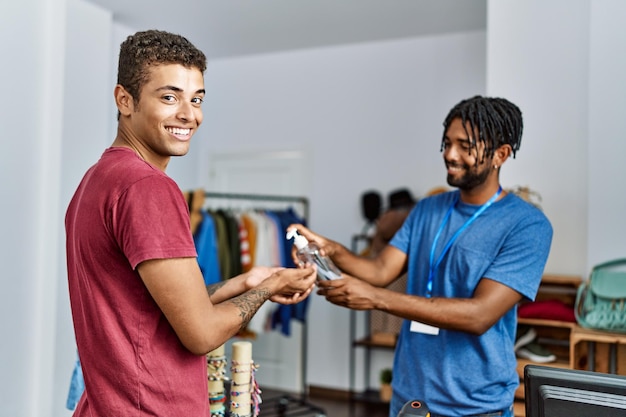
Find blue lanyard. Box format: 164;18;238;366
426;186;502;298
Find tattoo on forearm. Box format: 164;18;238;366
230;288;272;332
207;281;227;297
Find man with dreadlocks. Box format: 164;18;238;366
290;96;552;417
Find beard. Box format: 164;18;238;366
446;162;491;190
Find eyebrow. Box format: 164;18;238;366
444;135;472;142
156;85;205;95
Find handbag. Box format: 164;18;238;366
575;258;626;332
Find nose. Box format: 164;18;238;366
443;143;460;162
177;101;198;123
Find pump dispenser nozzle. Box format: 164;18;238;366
286;229;309;250
286;228;341;280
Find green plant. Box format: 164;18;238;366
380;368;392;384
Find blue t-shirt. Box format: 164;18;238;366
388;190;552;417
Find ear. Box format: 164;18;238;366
493;144;512;169
114;84;134;117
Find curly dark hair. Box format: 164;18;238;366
441;95;523;164
117;30;207;107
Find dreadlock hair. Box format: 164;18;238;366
116;30;207;118
440;95;523;165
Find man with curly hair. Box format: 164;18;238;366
66;30;316;416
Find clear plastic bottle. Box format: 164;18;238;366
286;228;341;280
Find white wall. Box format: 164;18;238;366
198;31;487;257
587;0;626;265
53;1;114;416
487;0;591;276
2;0;626;416
487;0;626;272
0;0;66;416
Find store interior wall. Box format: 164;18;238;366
1;0;625;416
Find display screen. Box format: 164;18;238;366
525;365;626;417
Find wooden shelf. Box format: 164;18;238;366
539;274;583;287
571;326;626;345
570;326;626;373
353;335;396;349
517;317;577;328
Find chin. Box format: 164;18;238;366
170;144;191;157
171;151;190;158
446;175;461;188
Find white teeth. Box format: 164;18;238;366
167;127;190;135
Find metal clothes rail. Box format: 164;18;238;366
202;191;326;417
203;192;309;220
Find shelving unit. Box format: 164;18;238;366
348;310;396;417
513;274;582;417
570;326;626;374
347;235;388;414
347;234;400;416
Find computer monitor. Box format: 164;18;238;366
524;364;626;417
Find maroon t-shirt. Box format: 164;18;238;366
66;147;208;416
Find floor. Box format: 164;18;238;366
258;387;390;417
258;388;525;417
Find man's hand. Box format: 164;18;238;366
270;288;313;305
244;266;284;289
316;274;379;310
259;266;317;305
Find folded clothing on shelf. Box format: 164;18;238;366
518;299;576;322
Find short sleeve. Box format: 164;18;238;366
111;174;197;269
483;210;553;301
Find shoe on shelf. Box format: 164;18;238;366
514;325;537;352
516;342;557;363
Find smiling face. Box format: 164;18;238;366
440;96;520;203
114;63;205;170
442;117;498;196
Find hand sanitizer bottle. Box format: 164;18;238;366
286;228;341;280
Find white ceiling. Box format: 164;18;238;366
85;0;486;60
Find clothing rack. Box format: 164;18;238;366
203;191;309;220
202;191;326;417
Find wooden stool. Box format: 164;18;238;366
570;326;626;374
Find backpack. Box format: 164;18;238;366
575;258;626;333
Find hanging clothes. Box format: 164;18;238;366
208;210;233;281
192;199;310;337
194;210;222;286
237;214;253;273
66;351;84;411
240;213;258;270
269;208;310;336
